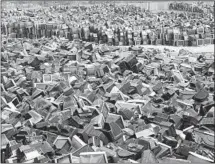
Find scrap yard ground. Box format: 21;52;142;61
1;1;214;164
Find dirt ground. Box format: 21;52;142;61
140;44;214;53
120;44;214;54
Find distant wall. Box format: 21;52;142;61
148;2;170;11
1;1;89;10
2;1;213;11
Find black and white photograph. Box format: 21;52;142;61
1;1;215;163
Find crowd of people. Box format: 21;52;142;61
1;3;214;47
